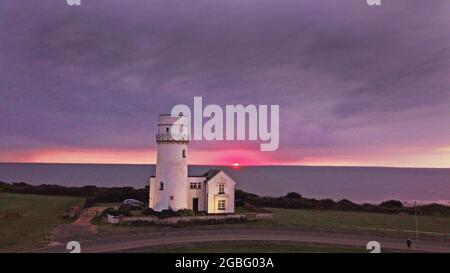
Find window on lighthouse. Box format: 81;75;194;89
182;149;186;158
159;182;164;191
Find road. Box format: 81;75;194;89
31;228;450;253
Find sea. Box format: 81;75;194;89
1;163;450;205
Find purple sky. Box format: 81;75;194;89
1;0;449;167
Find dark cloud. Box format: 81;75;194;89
0;0;449;164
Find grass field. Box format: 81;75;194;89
258;208;450;235
0;193;84;251
97;206;450;239
132;242;365;253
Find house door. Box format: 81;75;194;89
192;198;199;212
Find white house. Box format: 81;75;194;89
149;114;235;214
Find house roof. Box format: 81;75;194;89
149;169;222;183
184;169;221;178
203;169;221;183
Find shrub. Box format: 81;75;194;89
142;208;156;216
235;189;259;200
101;205;135;217
102;207;119;216
235;200;245;207
159;208;179;218
379;200;403;208
337;199;359;210
419;204;450;217
176;209;195;217
0;181;148;203
136;208;196;218
285;192;302;199
116;204;136;216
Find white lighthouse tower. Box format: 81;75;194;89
149;113;236;214
151;114;189;211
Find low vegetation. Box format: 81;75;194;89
120;217;249;228
0;181;147;208
2;180;450;223
236;190;450;217
0;193;84;251
97;206;248;227
260;208;450;234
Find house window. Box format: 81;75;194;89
182;149;186;158
190;182;201;190
218;200;226;211
218;184;225;194
159;181;164;191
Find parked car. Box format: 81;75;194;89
122;199;144;208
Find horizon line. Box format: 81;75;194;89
1;161;449;170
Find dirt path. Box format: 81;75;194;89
50;207;106;244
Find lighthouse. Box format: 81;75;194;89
152;114;189;211
148;113;236;214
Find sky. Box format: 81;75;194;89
0;0;449;167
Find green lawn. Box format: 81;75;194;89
137;242;364;253
97;206;450;237
0;193;84;251
261;207;450;235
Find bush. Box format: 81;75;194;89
102;207;119;216
116;204;136;216
337;199;359;211
285;192;302;199
101;204;136;217
137;208;196;218
235;189;259;200
419;204;450;217
238;190;427;216
159;208;179;218
142;208;155;216
379;200;403;208
177;209;195;217
0;181;148;203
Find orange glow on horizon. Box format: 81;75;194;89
10;148;157;164
0;146;449;168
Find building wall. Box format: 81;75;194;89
149;177;156;209
206;171;235;214
153;115;189;211
187;177;207;211
154;142;188;211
